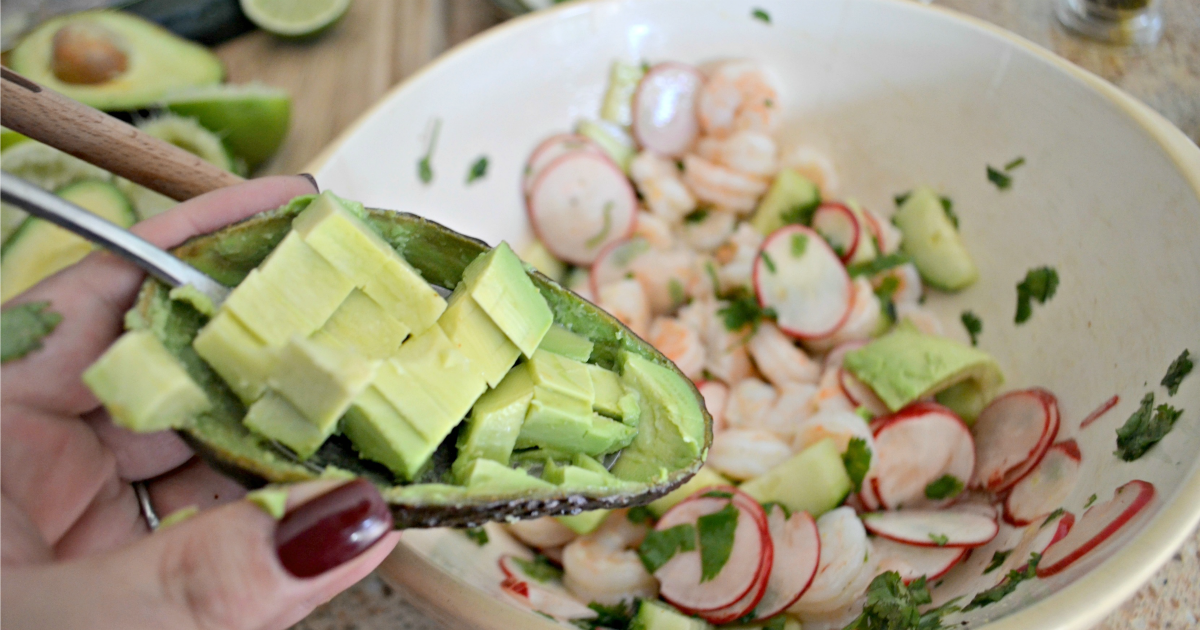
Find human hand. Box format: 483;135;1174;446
1;176;402;630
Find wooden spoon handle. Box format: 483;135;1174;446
0;67;244;202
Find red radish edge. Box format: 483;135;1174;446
698;491;776;624
840;367;888;416
862;509;1000;549
811;203;861;263
868;402;975;510
631;62;704;157
588;236;651;297
1080;394;1121;429
752;225;854;341
526;151;638;266
872;537;968;584
747;509;821;621
1002;440;1083;527
1037;480;1155;578
523;133;605;196
972;388;1060;493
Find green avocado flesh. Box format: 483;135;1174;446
92;192;709;526
9;11;224;112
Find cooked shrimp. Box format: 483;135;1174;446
507;517;579;549
696;61;780;138
789;507;876;613
757;381;819;440
630;247;700;315
723;377;778;429
648;317;706;380
632;210;677;250
682;154;769;214
792;409;878;472
696;380;730;433
695;130;779;178
705;428;793;481
810;365;856;416
895;302;944;336
678;297;756;384
597;278;651;338
747;321;822;386
805;277;880;354
562;510;659;606
779;146;840;199
874;262;922;307
629;151;697;224
716;223;764;290
864;207;903;255
795;596;867;630
681;208;737;252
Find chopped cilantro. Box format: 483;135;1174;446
939;196;959;229
843;437;872;493
466;155;488;184
1115;392;1184;461
1041;508;1065;527
417;118;441;184
1161;349;1193;396
762;616;787;630
894;191;912;207
1084;494;1098;509
701;490;734;499
697;502;740;582
986;165;1012;190
874;275;900;304
513;555;563;583
668;278;686;306
1;301;63;363
847;252;911;278
626;506;654;524
752;8;771;23
683;208;710;224
1014;266;1059;324
1004;156;1026;171
761;251;777;273
717;288;774;332
780;197;822;226
704;261;721;294
924;475;964;501
843;572;960;630
964;553;1040;611
571;601;636;630
463;527;488;546
855;406;876;422
984;549;1012;574
761;501;791;518
584;201;615;248
638;524;696;573
791;233;809;258
929;533;950;547
961;311;982;346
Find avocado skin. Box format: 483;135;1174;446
132;203;712;528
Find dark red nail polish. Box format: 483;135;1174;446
275;479;393;578
298;173;320;192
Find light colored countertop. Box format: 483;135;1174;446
209;1;1200;628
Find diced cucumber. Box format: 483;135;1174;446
647;465;730;518
600;60;646;128
738;438;852;517
893;186;978;291
578;119;636;173
631;599;711;630
750;168;821;235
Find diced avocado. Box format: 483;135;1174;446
572;453;614;475
738;438;852;517
600;60;646;128
610;352;706;482
256;231;355;325
538;324;594;362
460;242;553;357
246;487;289;519
461;459;555;495
543;456;630;491
82;330;210;432
631;599;712;630
267;335;379;432
842;321;1003;417
647;465;731;518
312;289;410;361
292;192;446;333
555;509;611;535
438;289;521;387
578;119;635;173
242;391;330;459
1;179;136;302
451;366;536;481
219;270;314;347
192;311;277;404
510;447;574;471
343;386;434;481
935;380;991;425
371;325;487;447
894;186;978;291
527;350;595;402
519;240;566;282
517;386;634;456
588;363;641;424
750;168;821;235
168;285;216;317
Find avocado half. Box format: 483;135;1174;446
129;203;713;528
9;11;224;112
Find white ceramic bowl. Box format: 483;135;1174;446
308;1;1200;628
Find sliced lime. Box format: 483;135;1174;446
161;83;291;170
239;0;352;38
116;114;236;220
0;141;112;244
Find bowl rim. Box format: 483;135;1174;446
306;1;1200;628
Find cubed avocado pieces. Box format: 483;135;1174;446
312;289;410;361
83;330;210;433
267;335;378;432
438;289;521;388
461;459;555;496
342;386;434;481
451;366;535;482
537;324;594;362
243;391;332;459
460;242;553;357
609;351;706;482
192;311;277;405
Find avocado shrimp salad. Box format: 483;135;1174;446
485;58;1162;629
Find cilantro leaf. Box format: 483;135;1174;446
761;251;777;273
929;533;950;547
697;502;740;582
986;165;1012;190
752;8;771;23
717;288;774;332
462;527;488;546
843;572;959;630
466;155;488;184
626;506;654;524
960;311;982;346
683;208;709;224
1084;493;1098;509
571;601;637;629
1014;266;1059;324
668;278;686;307
924;475;964;501
984;549;1012;574
760;501;791;519
701;490;734;499
638;524;695;573
847;252;911;278
894;191;912;207
963;553;1040;611
791;233;809;258
584;201;615;248
843;438;872;493
1161;349;1193;396
512;555;563;583
1;301;63;363
417;118;441;184
1004;156;1026;171
1041;508;1065;527
780;197;822;226
1115;392;1184;461
939;196;959;229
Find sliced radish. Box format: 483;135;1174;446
1004;440;1083;526
753;225;853;340
632;62;704;157
1080;394;1120;429
862;509;999;548
747;506;821;621
811;203;861;263
867;402;975;510
972;389;1061;493
1037;480;1156;578
500;576;598;621
527;152;637;265
700;490;774;624
872;536;967;584
589;237;652;296
654;490;770;613
1005;510;1076;575
839;368;889;417
825;340;866;373
523;134;605;196
953;493;1002;521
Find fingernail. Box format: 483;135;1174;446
298;173;320;192
274;479;393;578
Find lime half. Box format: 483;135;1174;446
239;0;352;38
161;83;291;170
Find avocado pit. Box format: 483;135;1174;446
51;22;128;85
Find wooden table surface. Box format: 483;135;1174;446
210;1;1200;628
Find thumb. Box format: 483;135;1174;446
9;479;401;630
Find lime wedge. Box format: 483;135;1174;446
0;127;31;152
0;141;112;244
161;83;291;170
239;0;352;38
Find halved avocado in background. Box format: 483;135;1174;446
129;203;712;528
8;11;224;112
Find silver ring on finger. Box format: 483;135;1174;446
134;480;160;531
